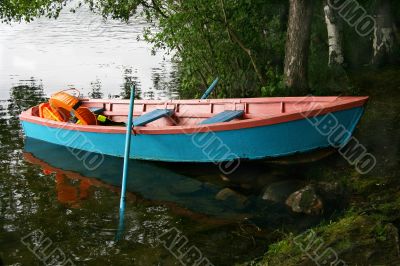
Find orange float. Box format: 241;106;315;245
38;103;71;122
75;107;97;125
49;89;81;112
45;89;97;125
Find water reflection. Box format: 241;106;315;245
149;62;180;100
88;79;104;99
24;138;254;219
119;68;142;99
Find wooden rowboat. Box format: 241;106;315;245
20;96;368;165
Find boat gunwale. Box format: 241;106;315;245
80;96;342;104
20;96;369;135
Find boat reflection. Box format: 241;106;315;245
23;138;254;219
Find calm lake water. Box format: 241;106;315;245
2;4;391;266
0;4;178;101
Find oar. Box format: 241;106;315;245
201;77;219;99
116;85;135;240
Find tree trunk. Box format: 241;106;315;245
283;0;313;94
324;1;344;67
371;0;394;66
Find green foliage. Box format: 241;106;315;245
144;0;287;98
0;0;68;22
85;0;142;20
260;66;285;97
1;0;399;98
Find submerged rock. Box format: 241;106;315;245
215;188;248;209
262;180;303;203
285;185;323;215
170;178;203;194
219;174;230;182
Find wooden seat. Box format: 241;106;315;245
199;110;244;125
133;109;174;126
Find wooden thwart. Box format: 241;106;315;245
133;109;174;126
200;110;244;125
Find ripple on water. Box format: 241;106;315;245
0;2;178;99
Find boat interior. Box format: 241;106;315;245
26;96;366;128
77;97;341;127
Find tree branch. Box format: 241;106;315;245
219;0;266;84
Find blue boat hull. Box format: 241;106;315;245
21;106;364;163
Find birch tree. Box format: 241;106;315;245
324;1;344;67
371;0;395;66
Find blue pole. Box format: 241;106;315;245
117;85;135;240
201;77;219;99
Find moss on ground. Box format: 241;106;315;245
244;213;399;265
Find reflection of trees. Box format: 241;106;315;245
0;80;46;234
88;79;104;99
0;99;16;174
120;68;141;99
6;81;47;150
7;81;46;125
143;90;155;100
149;62;179;100
118;64;180;100
0;102;11;160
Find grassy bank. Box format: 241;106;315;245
242;67;400;266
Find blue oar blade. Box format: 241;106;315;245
201;77;219;99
